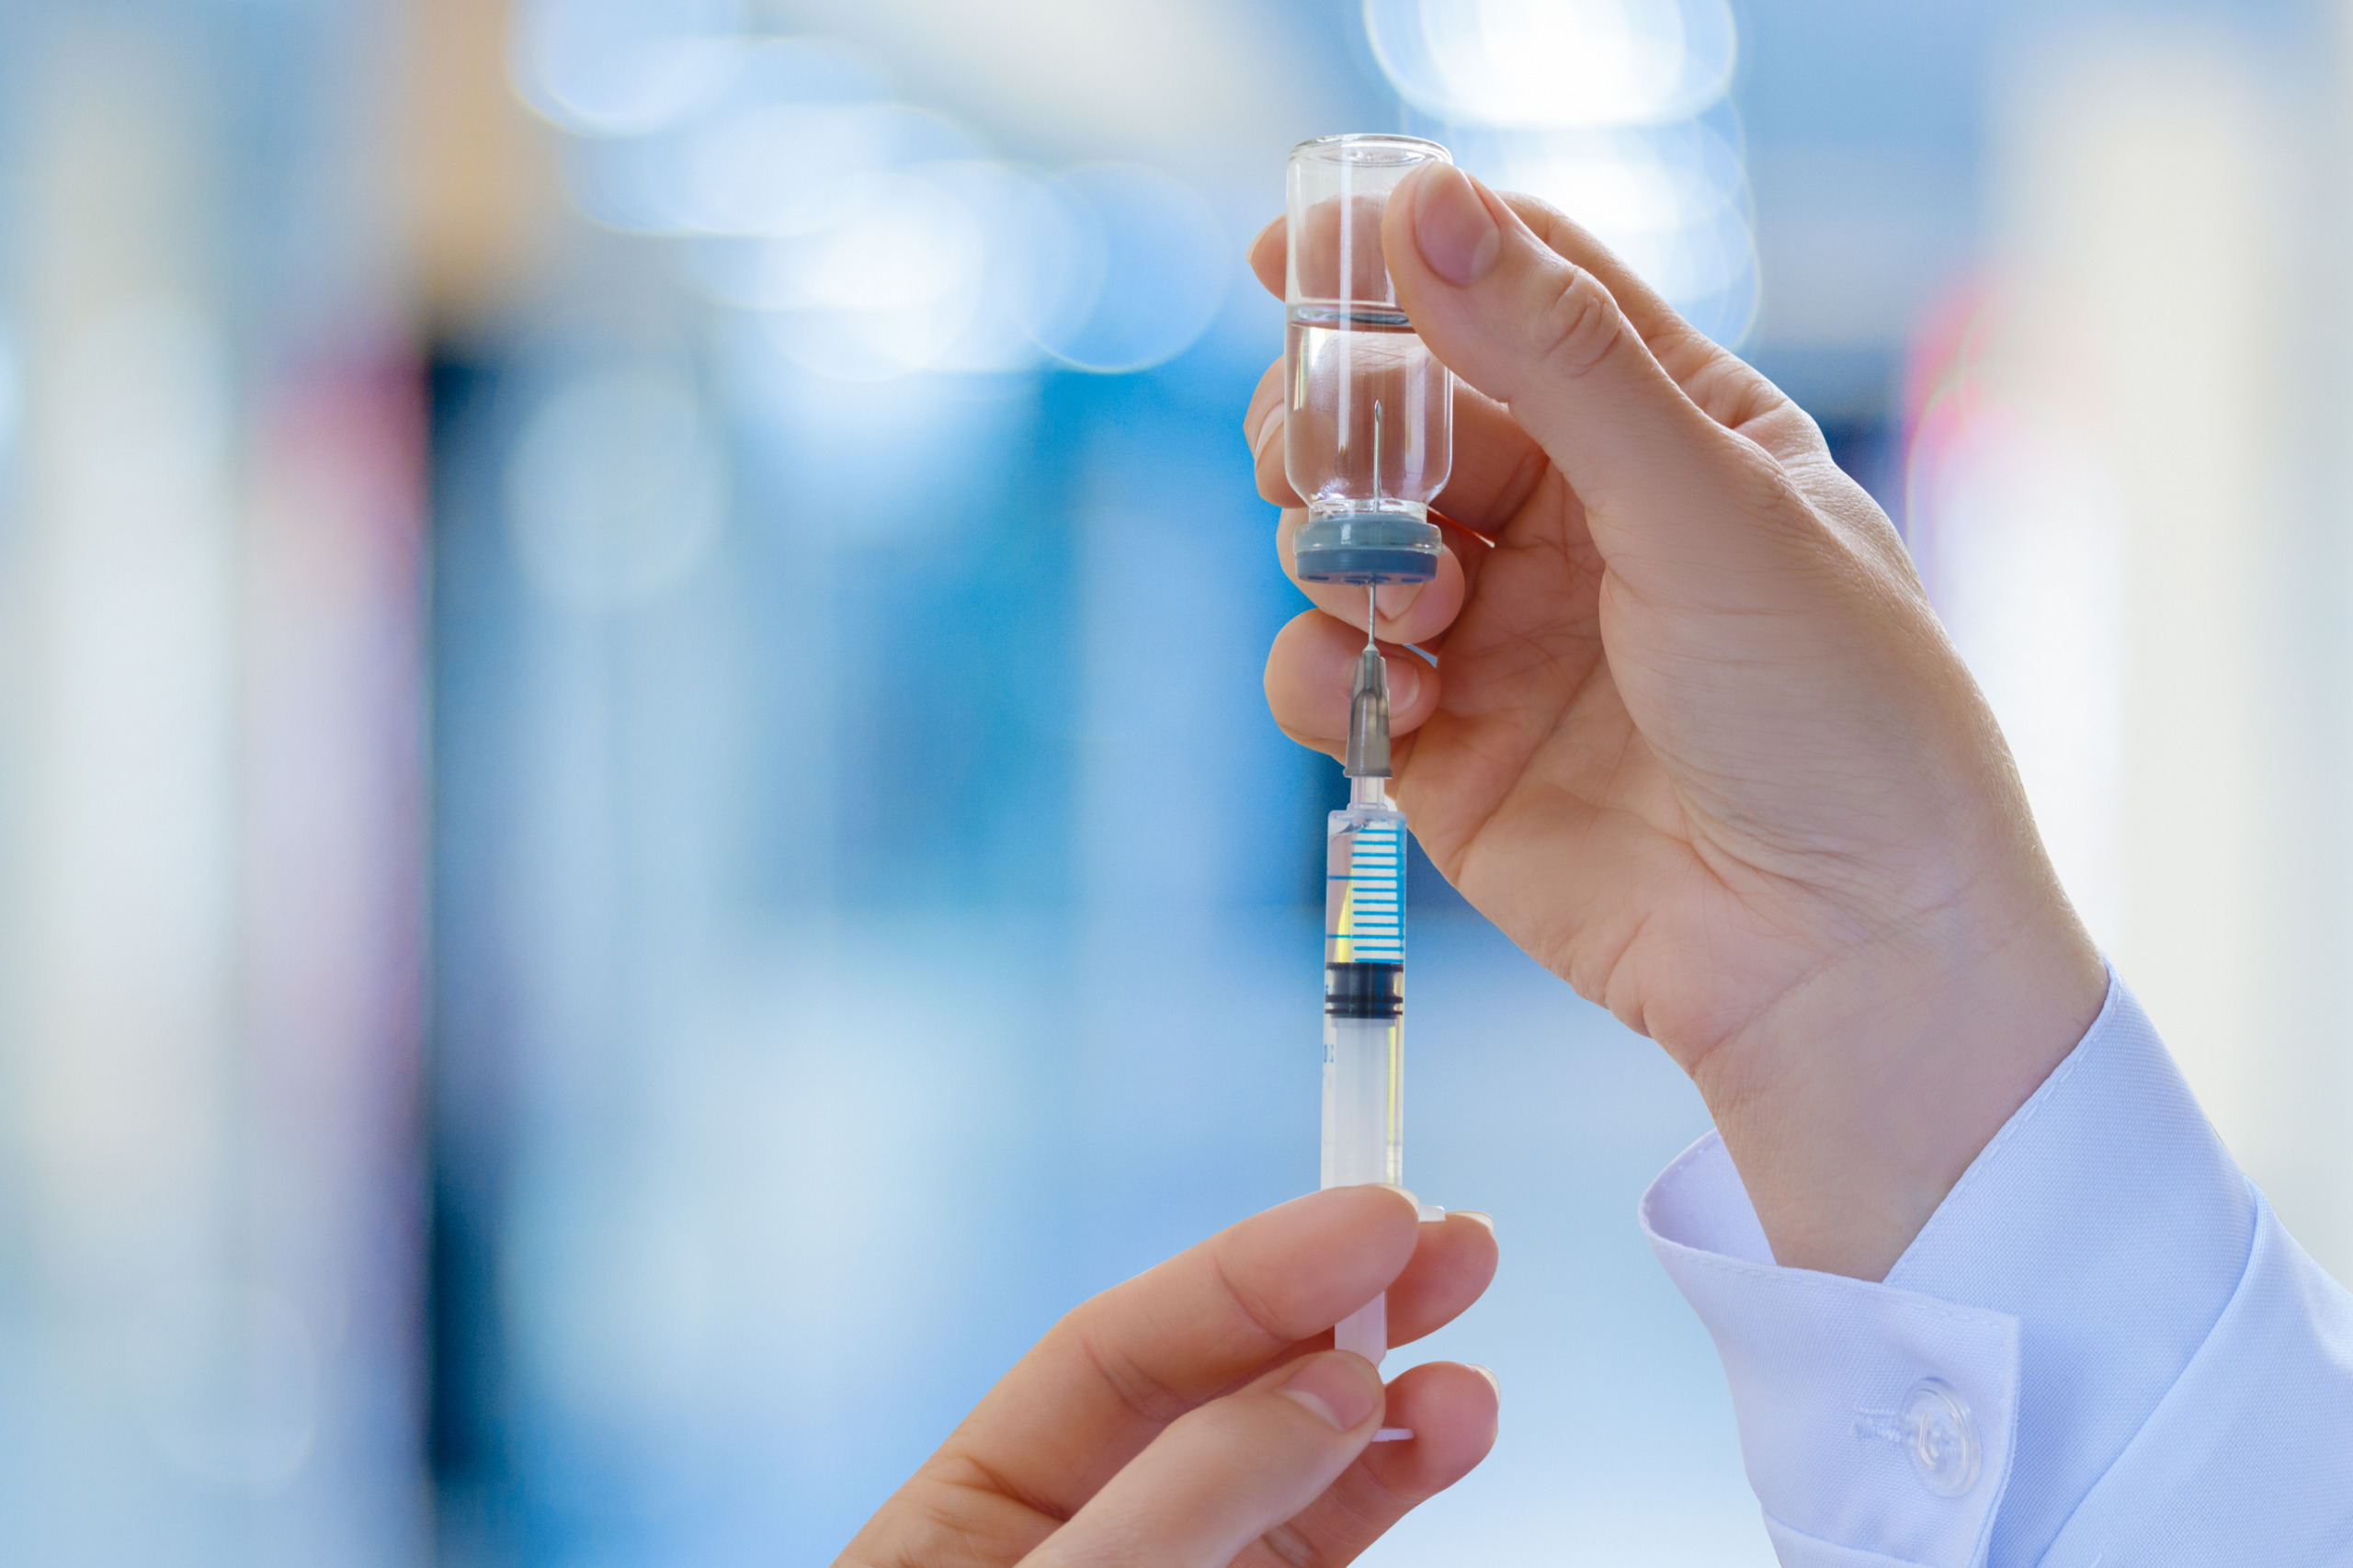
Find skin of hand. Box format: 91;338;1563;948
1245;165;2109;1281
835;1186;1500;1568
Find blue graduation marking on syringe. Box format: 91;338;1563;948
1330;823;1405;960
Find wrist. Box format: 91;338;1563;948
1689;882;2108;1280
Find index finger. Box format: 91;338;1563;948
931;1187;1470;1521
940;1187;1414;1520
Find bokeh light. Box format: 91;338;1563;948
1015;164;1229;373
522;17;1232;381
504;367;727;612
1366;0;1736;129
1449;121;1756;344
1372;0;1755;345
511;0;745;138
137;1281;321;1492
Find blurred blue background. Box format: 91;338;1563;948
4;0;2351;1563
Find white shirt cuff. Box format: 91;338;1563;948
1639;971;2255;1568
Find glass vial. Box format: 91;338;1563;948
1284;134;1455;585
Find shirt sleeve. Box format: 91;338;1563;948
1640;970;2353;1568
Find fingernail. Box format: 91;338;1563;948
1253;399;1284;459
1279;1352;1383;1432
1373;582;1423;626
1386;659;1422;712
1415;165;1501;287
1373;1183;1420;1208
1453;1210;1496;1234
1469;1363;1501;1400
1247;214;1282;267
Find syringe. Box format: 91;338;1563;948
1324;591;1408;1367
1281;133;1452;1432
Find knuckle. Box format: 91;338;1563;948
1722;440;1863;573
1702;427;1802;517
1683;352;1784;433
1256;1520;1325;1566
1527;264;1626;383
1495;188;1594;264
1727;437;1797;508
1206;1244;1302;1350
1506;188;1573;234
1053;1312;1194;1426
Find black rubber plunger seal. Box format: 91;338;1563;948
1325;961;1404;1018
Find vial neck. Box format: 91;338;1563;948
1349;775;1392;811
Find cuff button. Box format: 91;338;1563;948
1903;1378;1983;1497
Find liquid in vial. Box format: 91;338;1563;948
1284;303;1452;520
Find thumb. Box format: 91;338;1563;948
1383;163;1797;580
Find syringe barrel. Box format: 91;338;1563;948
1322;796;1405;1191
1324;1015;1403;1187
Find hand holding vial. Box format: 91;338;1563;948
1245;162;2109;1283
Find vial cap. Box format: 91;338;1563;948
1293;512;1442;585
